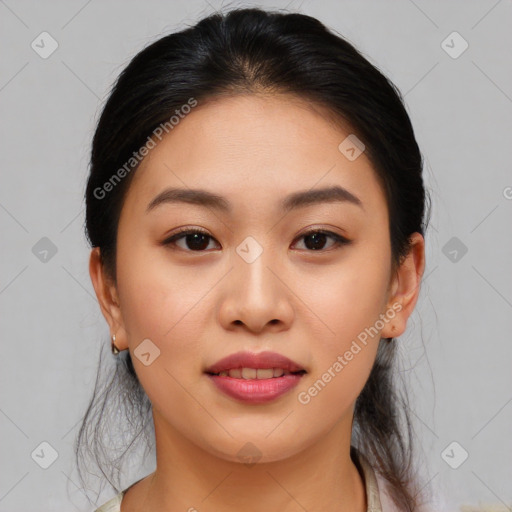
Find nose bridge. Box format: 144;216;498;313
220;233;292;331
234;234;276;303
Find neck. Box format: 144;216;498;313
138;409;367;512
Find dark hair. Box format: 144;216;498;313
76;6;432;511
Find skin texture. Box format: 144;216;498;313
89;93;425;512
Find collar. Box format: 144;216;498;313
351;446;384;512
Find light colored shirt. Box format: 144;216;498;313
94;448;387;512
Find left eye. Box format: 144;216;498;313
161;228;350;252
293;229;350;251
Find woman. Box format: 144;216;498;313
76;7;432;512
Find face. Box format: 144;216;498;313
91;93;424;464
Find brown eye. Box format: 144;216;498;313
162;228;350;253
293;230;351;252
162;228;220;252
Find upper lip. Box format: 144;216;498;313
204;351;306;374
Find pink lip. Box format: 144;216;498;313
207;373;304;404
204;351;306;404
204;350;305;374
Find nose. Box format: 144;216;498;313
218;243;294;334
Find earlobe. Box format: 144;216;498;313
89;248;127;350
381;233;425;339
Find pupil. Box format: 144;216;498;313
187;233;209;250
305;232;326;250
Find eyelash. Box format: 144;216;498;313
161;227;351;253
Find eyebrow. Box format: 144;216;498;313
146;185;363;214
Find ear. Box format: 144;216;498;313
89;247;128;351
381;232;425;339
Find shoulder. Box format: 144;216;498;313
94;491;125;512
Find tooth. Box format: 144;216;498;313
217;368;296;379
256;368;274;379
241;368;257;379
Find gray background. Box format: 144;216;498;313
1;0;511;511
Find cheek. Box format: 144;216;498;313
304;250;390;345
115;246;213;382
117;243;196;332
296;271;383;420
297;246;390;402
116;249;210;416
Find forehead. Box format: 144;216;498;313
123;93;387;217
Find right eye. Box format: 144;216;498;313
161;228;221;252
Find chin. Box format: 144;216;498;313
199;432;309;465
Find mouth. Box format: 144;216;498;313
204;351;307;404
204;350;307;376
205;368;307;379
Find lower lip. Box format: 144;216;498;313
206;373;304;404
